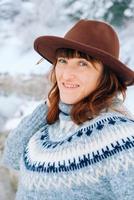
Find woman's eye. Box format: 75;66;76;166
57;58;66;63
79;61;88;66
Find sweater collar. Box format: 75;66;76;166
58;97;128;120
58;100;73;116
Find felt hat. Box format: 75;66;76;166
34;19;134;86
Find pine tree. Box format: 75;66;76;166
104;0;134;26
60;0;134;27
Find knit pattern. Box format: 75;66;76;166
23;116;134;173
20;114;134;190
1;101;134;200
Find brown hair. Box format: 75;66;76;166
46;48;127;125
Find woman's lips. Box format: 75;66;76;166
62;82;80;89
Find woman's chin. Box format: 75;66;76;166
60;96;80;105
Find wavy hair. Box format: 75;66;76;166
46;48;127;125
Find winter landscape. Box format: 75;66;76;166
0;0;134;199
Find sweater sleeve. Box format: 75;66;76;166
0;101;48;171
108;158;134;200
105;119;134;200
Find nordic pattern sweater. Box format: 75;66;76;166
1;100;134;200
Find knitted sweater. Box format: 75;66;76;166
1;100;134;200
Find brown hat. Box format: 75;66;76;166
34;19;134;86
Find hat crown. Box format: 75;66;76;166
64;19;120;58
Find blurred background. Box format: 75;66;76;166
0;0;134;199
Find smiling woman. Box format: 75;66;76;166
1;19;134;200
55;55;103;104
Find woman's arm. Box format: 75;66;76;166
0;101;48;170
108;160;134;200
105;120;134;200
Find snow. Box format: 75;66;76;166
3;97;42;131
0;37;51;76
0;94;43;132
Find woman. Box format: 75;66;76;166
1;19;134;200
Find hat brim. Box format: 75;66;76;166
34;36;134;86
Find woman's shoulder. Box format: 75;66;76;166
82;109;134;131
0;99;49;170
33;99;48;114
89;100;134;131
79;110;134;154
77;111;134;172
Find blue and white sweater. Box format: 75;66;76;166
1;100;134;200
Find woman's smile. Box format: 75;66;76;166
62;82;80;89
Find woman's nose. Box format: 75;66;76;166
62;67;76;80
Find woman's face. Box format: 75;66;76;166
55;57;103;104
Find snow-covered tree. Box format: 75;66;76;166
1;0;134;52
0;0;22;41
104;0;134;26
13;0;63;52
60;0;134;27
